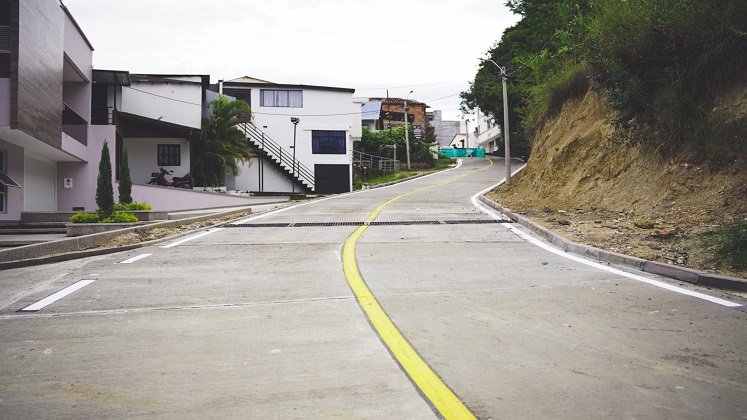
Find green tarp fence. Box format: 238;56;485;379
438;147;486;158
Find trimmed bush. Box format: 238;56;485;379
101;212;139;223
69;212;100;224
114;202;152;211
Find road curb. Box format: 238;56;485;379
0;208;253;270
479;195;747;292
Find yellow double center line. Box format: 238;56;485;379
342;159;493;419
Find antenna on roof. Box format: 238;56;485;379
386;89;389;99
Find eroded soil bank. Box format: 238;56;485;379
489;89;746;278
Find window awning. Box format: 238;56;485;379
0;173;21;188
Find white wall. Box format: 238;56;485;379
124;137;191;184
227;156;294;192
23;155;56;212
121;78;202;129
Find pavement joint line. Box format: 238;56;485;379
118;253;152;264
19;279;96;312
471;164;745;309
341;158;493;419
229;160;464;226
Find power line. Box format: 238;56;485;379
124;84;462;118
354;79;466;91
124;86;203;106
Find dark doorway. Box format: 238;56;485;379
314;164;350;194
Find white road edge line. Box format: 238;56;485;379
471;162;743;309
119;253;152;264
20;280;96;312
161;228;224;248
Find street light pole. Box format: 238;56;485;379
404;90;413;170
485;59;512;185
290;117;299;193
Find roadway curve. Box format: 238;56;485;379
1;157;745;419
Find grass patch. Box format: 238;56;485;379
701;221;747;271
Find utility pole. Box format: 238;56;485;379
404;90;413;170
485;59;511;185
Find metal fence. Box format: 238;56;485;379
353;150;399;173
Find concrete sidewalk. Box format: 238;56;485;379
0;201;292;269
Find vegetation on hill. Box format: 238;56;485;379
461;0;747;159
466;0;747;275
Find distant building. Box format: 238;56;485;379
357;97;428;140
472;110;501;153
427;110;460;147
219;76;361;194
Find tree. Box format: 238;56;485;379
193;95;253;187
358;126;435;166
96;140;114;218
118;147;132;204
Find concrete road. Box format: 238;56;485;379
1;158;745;419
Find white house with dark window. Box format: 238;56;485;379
220;76;361;194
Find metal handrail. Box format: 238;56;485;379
352;150;398;172
238;122;315;189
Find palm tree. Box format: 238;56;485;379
193;95;253;187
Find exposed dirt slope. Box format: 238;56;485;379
488;89;747;278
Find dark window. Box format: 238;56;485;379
312;131;346;154
157;144;181;166
0;2;9;26
0;53;8;78
0;148;6;213
223;88;251;107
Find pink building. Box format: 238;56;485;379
0;1;267;220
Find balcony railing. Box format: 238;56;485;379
62;103;87;145
91;105;114;125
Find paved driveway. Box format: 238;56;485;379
1;158;745;419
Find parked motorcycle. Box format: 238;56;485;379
171;172;193;189
147;168;193;189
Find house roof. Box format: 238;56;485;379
92;69;131;86
224;75;355;93
130;74;204;85
116;111;200;140
226;76;275;84
360;101;382;120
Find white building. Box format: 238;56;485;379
221;76;361;194
472;109;502;154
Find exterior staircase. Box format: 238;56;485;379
239;123;315;192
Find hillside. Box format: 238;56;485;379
488;87;747;278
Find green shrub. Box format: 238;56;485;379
69;212;100;223
702;221;747;271
101;212;139;223
114;202;152;211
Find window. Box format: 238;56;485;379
312;131;346;155
157;144;181;166
260;89;303;108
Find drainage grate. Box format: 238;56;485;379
227;219;510;228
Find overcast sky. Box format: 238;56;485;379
62;0;519;121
